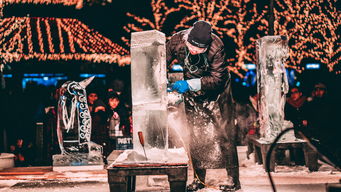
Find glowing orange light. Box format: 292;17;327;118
123;0;339;75
275;0;340;73
0;17;130;66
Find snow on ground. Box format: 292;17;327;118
0;146;340;192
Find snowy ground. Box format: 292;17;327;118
0;147;340;192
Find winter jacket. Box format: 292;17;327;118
285;96;307;128
166;30;229;101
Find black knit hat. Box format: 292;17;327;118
107;91;120;101
187;20;212;48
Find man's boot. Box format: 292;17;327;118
227;167;241;190
187;169;206;191
219;184;238;192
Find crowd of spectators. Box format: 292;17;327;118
284;82;340;166
86;86;132;160
234;81;340;166
1;78;133;166
1;78;340;167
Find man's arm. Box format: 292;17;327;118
166;36;176;65
201;45;228;91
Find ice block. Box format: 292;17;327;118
130;30;168;161
256;36;295;141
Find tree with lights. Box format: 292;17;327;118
123;0;269;76
274;0;340;73
123;0;340;75
171;0;269;77
121;0;183;47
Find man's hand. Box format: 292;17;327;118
171;80;189;93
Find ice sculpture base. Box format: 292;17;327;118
52;153;104;171
53;164;104;172
107;161;188;192
257;136;304;144
107;148;188;192
112;148;188;165
250;135;318;172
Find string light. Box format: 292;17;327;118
124;0;268;77
56;18;64;53
36;17;44;53
124;0;339;75
0;17;130;66
1;0;80;8
1;0;113;9
274;0;340;73
25;17;33;53
0;0;4;18
44;18;55;53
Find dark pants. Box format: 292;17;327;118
218;80;240;188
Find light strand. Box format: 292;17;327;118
25;17;34;53
0;17;130;65
123;0;339;74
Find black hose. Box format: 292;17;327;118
265;127;295;192
266;127;341;192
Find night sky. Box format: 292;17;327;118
4;1;153;46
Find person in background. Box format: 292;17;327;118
302;82;332;137
245;92;260;159
86;89;108;164
285;87;307;136
302;82;341;166
285;86;307;165
10;138;33;167
106;92;130;152
43;87;61;162
302;82;329;133
87;90;106;113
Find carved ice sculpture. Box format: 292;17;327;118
53;76;103;167
256;36;294;141
112;30;188;165
130;30;168;161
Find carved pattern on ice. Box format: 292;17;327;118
256;36;294;141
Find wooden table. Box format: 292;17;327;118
249;136;318;172
107;163;188;192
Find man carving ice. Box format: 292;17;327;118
166;20;240;191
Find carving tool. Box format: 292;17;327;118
138;131;148;161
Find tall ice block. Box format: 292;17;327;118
256;36;295;141
130;30;168;159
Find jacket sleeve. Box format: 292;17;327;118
201;45;228;91
166;36;176;66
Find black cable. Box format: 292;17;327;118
266;127;341;192
265;127;295;192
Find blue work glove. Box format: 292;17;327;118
171;80;189;94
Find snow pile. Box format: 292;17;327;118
197;189;221;192
113;147;189;164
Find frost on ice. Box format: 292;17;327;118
256;36;295;141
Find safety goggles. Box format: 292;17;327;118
186;41;207;54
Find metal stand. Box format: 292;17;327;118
107;163;188;192
326;182;341;192
249;136;318;172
